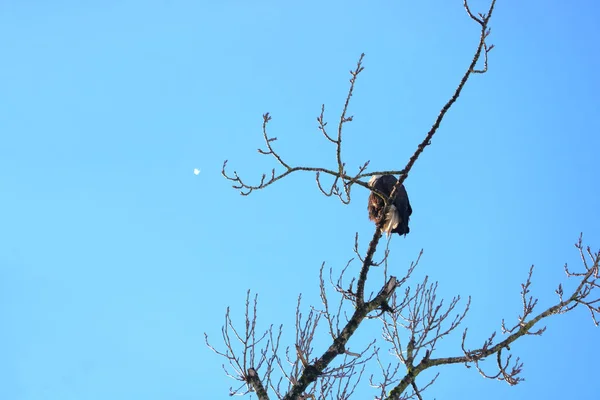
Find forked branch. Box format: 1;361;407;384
356;0;497;310
216;1;500;399
384;234;599;399
205;291;282;398
223;54;388;203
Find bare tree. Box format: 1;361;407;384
205;1;599;399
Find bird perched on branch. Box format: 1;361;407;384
368;174;412;236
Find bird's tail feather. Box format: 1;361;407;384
383;205;400;235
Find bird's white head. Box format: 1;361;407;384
368;175;381;187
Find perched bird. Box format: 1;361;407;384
368;174;412;236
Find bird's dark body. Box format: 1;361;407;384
368;175;412;236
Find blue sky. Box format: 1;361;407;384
1;1;599;399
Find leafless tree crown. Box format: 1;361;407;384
207;1;599;399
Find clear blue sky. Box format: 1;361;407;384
1;1;599;399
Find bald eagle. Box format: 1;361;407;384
368;175;412;236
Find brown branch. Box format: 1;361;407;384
385;237;599;399
212;0;600;397
223;54;381;202
223;159;383;196
336;54;364;177
217;0;501;397
247;368;270;400
357;0;497;312
410;381;423;400
501;265;545;335
205;291;282;397
257;113;289;169
282;276;399;400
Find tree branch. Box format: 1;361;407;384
283;276;399;400
247;368;270;400
386;238;599;399
356;0;497;311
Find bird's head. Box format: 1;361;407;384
368;175;382;188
